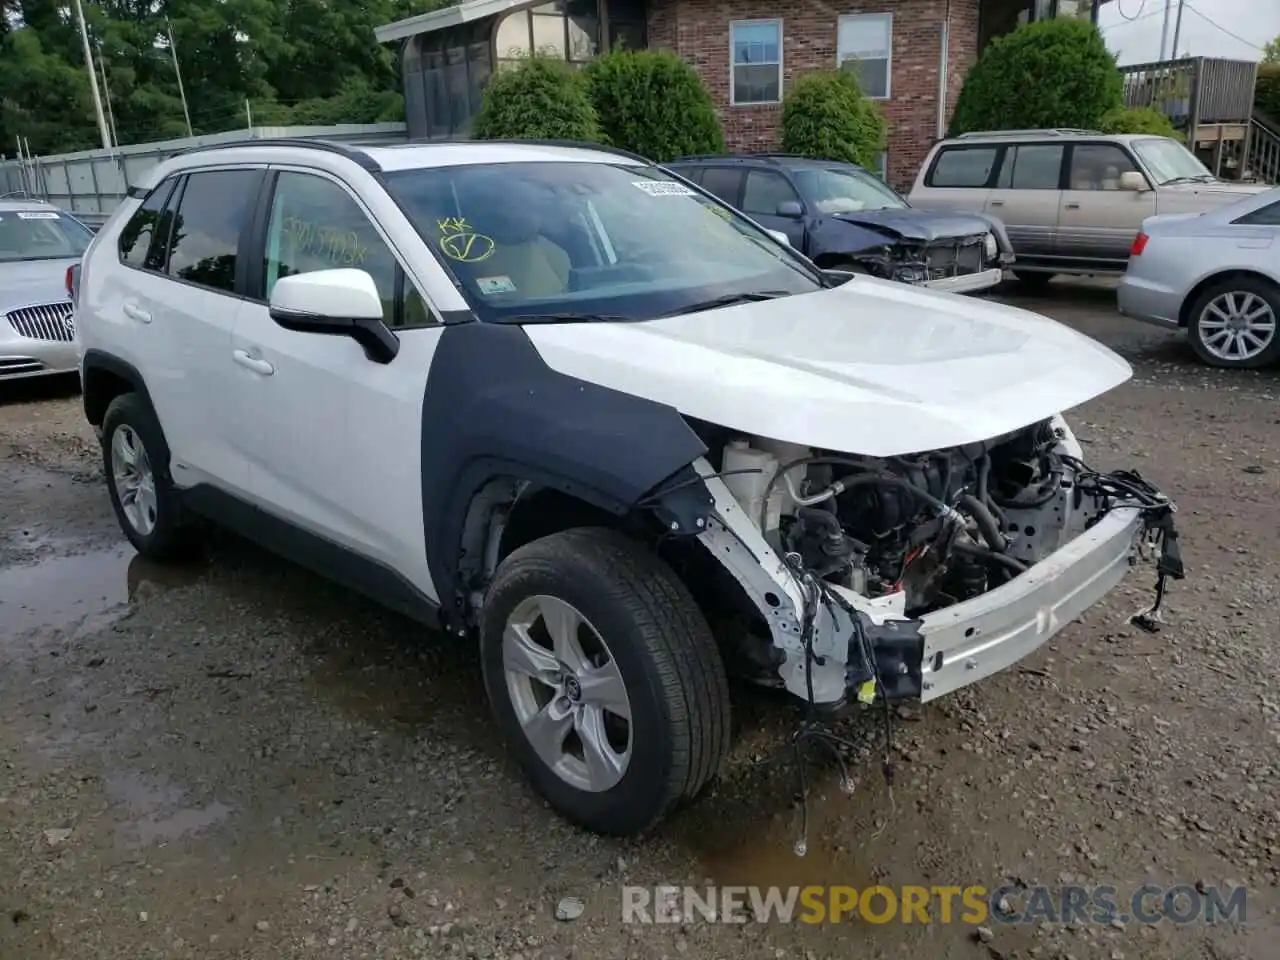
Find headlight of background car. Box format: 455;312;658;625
984;232;998;260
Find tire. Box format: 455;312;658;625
101;392;198;561
1014;270;1054;292
480;527;731;837
1185;275;1280;369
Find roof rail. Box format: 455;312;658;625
954;128;1102;139
166;137;381;172
403;137;654;165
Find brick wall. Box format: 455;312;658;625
646;0;981;189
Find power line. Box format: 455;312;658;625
1114;0;1149;21
1100;3;1168;30
1183;3;1265;52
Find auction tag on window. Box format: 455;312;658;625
476;275;517;295
16;211;59;219
631;180;697;197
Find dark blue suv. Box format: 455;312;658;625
664;154;1015;294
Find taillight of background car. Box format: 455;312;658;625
1130;232;1149;257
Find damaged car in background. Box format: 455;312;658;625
75;139;1182;844
664;153;1016;294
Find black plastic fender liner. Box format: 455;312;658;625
80;349;156;429
420;321;709;623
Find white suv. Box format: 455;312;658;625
75;138;1185;837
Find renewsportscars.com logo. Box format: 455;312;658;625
621;884;1248;926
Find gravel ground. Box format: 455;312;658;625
1;279;1277;960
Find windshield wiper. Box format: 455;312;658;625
1160;175;1216;185
489;312;635;325
668;290;792;316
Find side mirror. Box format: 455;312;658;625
776;200;804;218
765;229;792;247
1119;171;1148;192
268;269;399;364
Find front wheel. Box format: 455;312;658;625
1014;270;1054;292
1186;276;1280;369
480;527;731;836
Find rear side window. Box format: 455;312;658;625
995;144;1064;190
926;147;999;188
1235;201;1280;226
671;166;704;185
118;179;176;270
165;169;260;294
699;167;746;206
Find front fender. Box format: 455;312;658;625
419;322;708;623
807;219;894;263
966;211;1017;264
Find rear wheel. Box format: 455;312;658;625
101;393;199;561
480;527;731;836
1186;276;1280;369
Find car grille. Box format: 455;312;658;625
924;238;986;279
5;302;75;342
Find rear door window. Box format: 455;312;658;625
741;170;802;217
164;169;261;295
926;147;999;188
995;145;1065;190
698;167;747;206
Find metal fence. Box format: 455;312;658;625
1;123;410;227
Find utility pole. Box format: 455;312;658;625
245;99;253;130
72;0;112;150
1170;0;1186;60
96;40;118;149
166;20;194;137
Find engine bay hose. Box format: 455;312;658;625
958;494;1006;553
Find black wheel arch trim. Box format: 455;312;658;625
80;349;157;428
420;322;710;626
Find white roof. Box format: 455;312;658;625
365;141;635;171
374;0;529;43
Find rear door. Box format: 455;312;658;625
984;142;1066;260
112;167;262;496
739;168;807;249
1058;141;1156;265
910;144;999;215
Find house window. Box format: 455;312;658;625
872;151;887;180
730;20;782;105
837;13;892;99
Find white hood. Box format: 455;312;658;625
523;277;1131;457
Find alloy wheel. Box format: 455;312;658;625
1196;291;1277;363
111;424;158;537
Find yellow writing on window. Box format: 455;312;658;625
281;215;370;267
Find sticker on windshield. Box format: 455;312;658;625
632;180;697;197
475;275;517;295
16;211;59;219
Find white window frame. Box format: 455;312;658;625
729;18;783;106
837;12;892;100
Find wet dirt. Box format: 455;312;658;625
1;281;1278;960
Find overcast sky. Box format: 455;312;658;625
1098;0;1278;65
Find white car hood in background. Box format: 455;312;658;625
523;277;1132;457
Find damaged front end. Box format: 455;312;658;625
654;417;1184;712
830;215;1013;295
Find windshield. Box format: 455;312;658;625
1132;138;1215;184
789;166;907;214
0;210;93;262
382;161;824;322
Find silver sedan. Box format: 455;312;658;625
1118;186;1280;369
0;199;93;382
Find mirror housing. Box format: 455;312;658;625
765;229;792;247
268;269;399;364
1119;171;1148;192
776;200;804;218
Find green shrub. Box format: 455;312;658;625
1256;63;1280;120
949;18;1123;135
471;55;602;141
1099;106;1178;137
584;50;723;161
780;69;886;169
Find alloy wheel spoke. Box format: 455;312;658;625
575;705;626;790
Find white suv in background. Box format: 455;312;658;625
74;138;1183;837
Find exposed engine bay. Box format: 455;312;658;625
849;233;996;285
684;415;1184;707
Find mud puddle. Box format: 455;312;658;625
105;770;234;848
0;542;202;640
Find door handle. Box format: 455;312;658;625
121;302;151;324
1065;202;1081;210
989;200;1004;207
232;349;275;376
